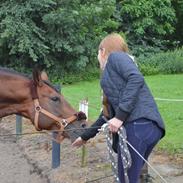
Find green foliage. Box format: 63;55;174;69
42;0;118;71
0;0;181;82
50;66;100;85
0;0;54;64
116;0;176;56
171;0;183;45
138;48;183;75
0;0;118;75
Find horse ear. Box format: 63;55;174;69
40;71;49;81
32;67;42;86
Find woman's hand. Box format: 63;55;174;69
108;117;123;133
72;137;86;148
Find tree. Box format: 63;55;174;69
0;0;56;71
43;0;118;72
0;0;118;77
171;0;183;45
116;0;176;56
0;0;179;81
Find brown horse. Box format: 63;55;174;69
0;67;87;142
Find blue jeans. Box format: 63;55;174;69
118;118;163;183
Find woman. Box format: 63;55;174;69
72;33;165;183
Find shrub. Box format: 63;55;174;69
48;64;100;84
137;48;183;75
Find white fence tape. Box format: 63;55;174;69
155;98;183;102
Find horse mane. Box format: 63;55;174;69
0;67;31;79
0;67;59;93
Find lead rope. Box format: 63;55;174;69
101;123;132;183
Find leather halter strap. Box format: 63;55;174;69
30;80;86;131
33;99;78;131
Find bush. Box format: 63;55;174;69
47;64;100;84
137;48;183;75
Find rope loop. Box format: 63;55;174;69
100;123;131;183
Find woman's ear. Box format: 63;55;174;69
101;48;106;57
101;48;109;61
41;71;49;81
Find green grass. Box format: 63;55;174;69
145;75;183;153
62;80;102;120
62;74;183;154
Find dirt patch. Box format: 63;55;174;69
150;151;183;166
0;116;114;183
0;115;183;183
0;124;48;183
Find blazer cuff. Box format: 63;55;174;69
80;133;90;141
115;107;129;121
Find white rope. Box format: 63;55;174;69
126;141;168;183
155;97;183;102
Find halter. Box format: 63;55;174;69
30;80;86;131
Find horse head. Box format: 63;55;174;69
27;68;88;142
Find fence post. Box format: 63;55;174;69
79;98;88;167
52;84;61;169
52;131;61;168
16;115;22;139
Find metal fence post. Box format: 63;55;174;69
52;84;61;169
16;115;22;139
52;131;61;168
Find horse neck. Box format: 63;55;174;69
0;73;32;118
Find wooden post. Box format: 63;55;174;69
79;99;88;167
52;84;61;169
16;115;22;139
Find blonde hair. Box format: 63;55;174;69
99;33;128;55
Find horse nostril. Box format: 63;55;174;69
81;123;86;128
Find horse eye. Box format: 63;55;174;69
51;96;60;102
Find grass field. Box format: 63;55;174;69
62;74;183;154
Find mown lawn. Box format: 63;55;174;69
62;74;183;154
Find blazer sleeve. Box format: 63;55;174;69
80;112;107;141
107;52;144;122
